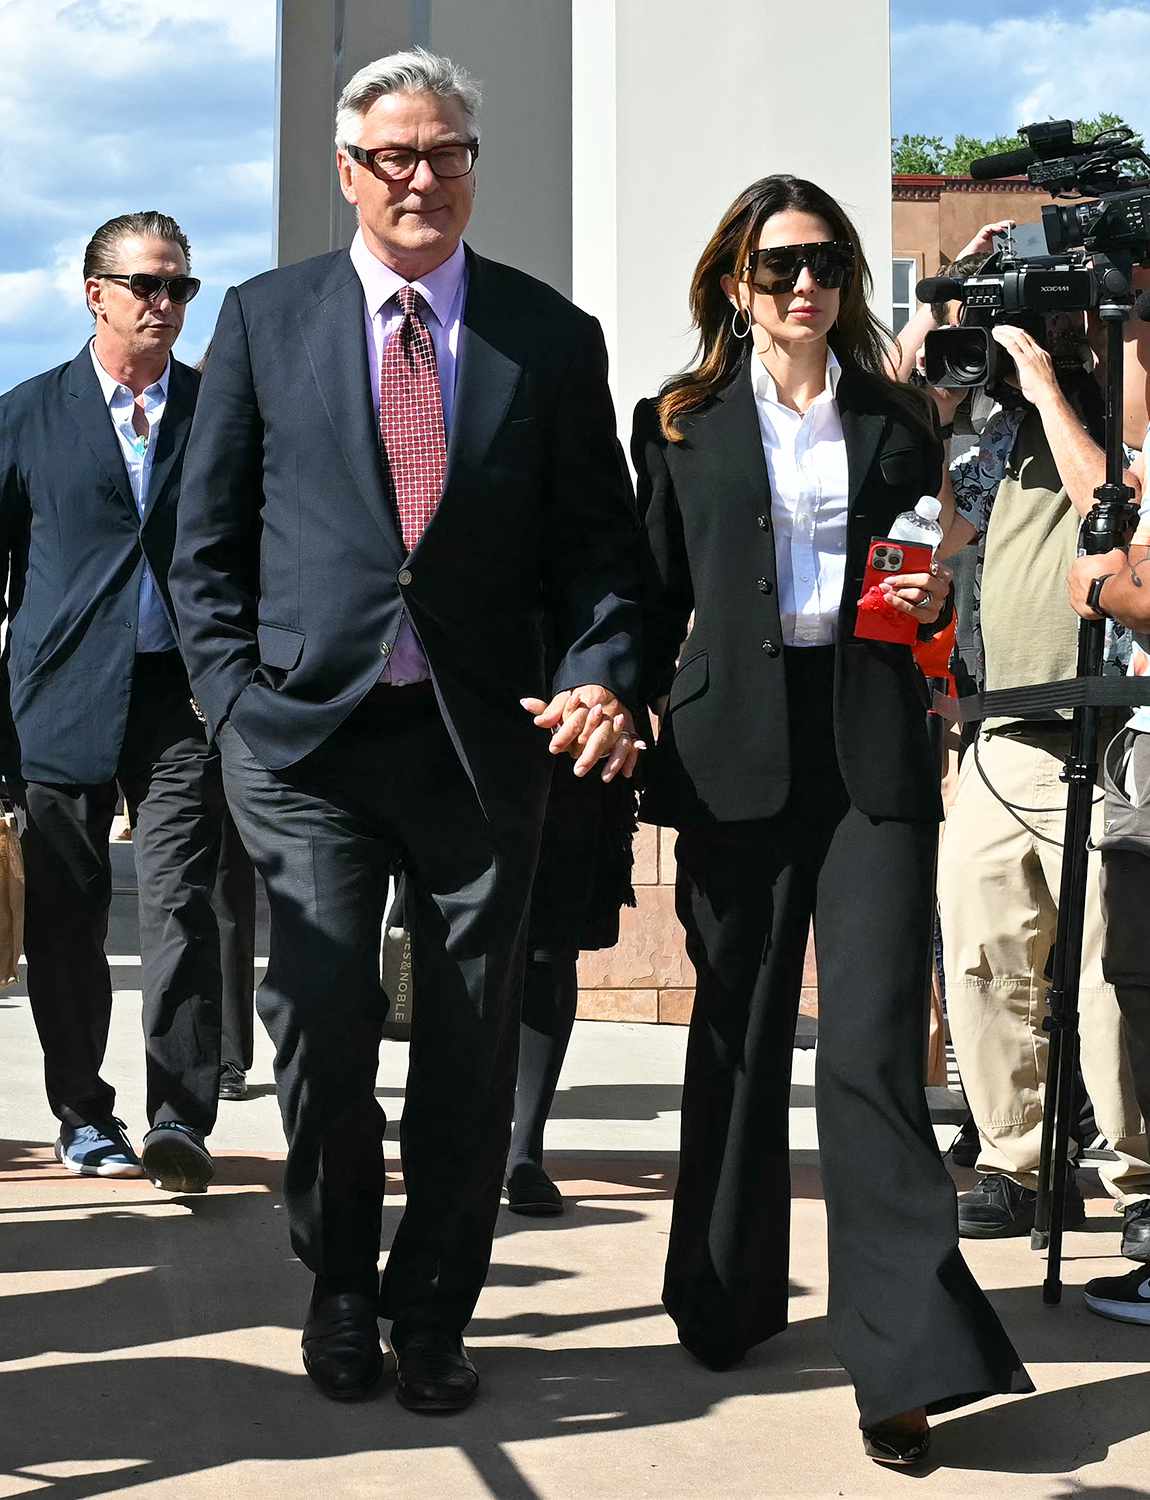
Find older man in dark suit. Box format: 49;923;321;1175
0;211;222;1193
170;48;641;1412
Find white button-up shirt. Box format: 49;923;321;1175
751;349;849;647
349;229;469;684
89;342;176;654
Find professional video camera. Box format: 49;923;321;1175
918;118;1150;389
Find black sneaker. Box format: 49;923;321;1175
958;1172;1085;1238
1084;1264;1150;1324
218;1063;248;1101
1121;1199;1150;1263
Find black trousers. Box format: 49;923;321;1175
666;647;1030;1427
17;650;224;1133
218;685;542;1336
214;809;257;1072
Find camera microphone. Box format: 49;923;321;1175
969;146;1039;181
915;276;966;303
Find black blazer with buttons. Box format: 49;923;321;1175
633;357;944;828
0;347;199;784
169;245;640;819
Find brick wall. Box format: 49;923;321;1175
576;824;819;1024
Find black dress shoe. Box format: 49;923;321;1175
393;1328;478;1412
958;1171;1084;1238
141;1122;214;1194
944;1115;981;1171
506;1162;564;1216
862;1419;931;1467
303;1290;385;1402
677;1326;745;1371
218;1063;248;1101
1122;1199;1150;1262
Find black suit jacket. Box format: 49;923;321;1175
633;359;944;828
169;245;640;818
0;348;199;783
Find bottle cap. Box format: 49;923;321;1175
916;496;942;522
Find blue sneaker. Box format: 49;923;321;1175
55;1118;144;1178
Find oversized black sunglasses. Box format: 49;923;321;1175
343;141;480;182
746;241;854;295
94;272;202;305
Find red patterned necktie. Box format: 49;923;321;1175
379;285;447;552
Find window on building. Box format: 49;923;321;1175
891;258;917;333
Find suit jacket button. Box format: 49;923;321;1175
757;577;773;594
398;568;413;586
757;514;769;530
762;639;780;657
380;642;391;657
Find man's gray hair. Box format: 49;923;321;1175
334;47;482;150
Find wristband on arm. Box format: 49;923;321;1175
1085;573;1114;618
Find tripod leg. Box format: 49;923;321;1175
1044;1028;1081;1305
1032;1022;1063;1251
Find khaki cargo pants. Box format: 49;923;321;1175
939;723;1150;1202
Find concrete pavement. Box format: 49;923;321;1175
2;965;1150;1498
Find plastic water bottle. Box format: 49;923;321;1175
887;495;943;555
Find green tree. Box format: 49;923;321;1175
892;115;1140;176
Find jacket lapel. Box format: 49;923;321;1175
143;359;197;520
444;249;521;485
297;252;404;560
702;357;772;521
65;347;136;516
837;366;887;517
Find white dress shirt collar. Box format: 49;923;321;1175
89;341;171;407
750;346;841;414
349;229;467;326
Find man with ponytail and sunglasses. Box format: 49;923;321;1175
0;211;224;1194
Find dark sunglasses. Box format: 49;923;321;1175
745;241;854;295
94;272;202;305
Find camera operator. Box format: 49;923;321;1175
936;314;1150;1246
1068;407;1150;1321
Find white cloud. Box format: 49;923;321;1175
0;0;277;388
892;5;1150;140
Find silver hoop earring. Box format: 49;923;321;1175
730;305;752;340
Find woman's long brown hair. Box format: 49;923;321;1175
658;174;927;442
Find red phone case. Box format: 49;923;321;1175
854;537;934;645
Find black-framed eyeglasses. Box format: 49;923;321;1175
343;140;480;182
746;241;854;295
94;272;201;305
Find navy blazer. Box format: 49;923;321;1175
169;245;641;820
634;360;946;828
0;347;199;783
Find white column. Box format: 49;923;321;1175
572;0;893;427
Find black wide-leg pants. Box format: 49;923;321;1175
17;650;224;1133
219;685;543;1337
665;648;1030;1427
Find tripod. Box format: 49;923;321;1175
1030;271;1140;1302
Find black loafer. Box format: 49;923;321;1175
141;1122;214;1194
218;1063;248;1101
1122;1198;1150;1262
677;1326;745;1371
958;1171;1084;1238
506;1162;564;1216
862;1421;931;1467
303;1291;385;1402
393;1328;478;1412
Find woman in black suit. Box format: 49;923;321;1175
633;175;1030;1464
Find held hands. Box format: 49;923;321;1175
520;685;646;782
880;562;953;625
1068;548;1127;620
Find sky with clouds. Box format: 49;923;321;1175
0;2;1148;392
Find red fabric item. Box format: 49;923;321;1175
913;613;956;681
379;286;447;553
